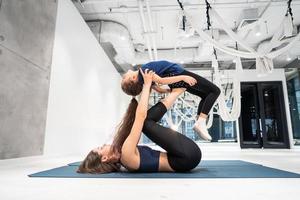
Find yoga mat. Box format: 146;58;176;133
68;160;260;167
28;160;300;178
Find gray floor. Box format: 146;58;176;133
1;143;300;200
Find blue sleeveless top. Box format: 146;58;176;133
136;145;160;172
138;60;184;84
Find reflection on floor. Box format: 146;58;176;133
1;143;300;200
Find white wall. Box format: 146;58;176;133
44;0;130;156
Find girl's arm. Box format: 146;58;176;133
152;74;197;86
152;84;171;94
121;69;154;166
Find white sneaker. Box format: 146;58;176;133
193;122;212;141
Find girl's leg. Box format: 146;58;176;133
182;71;221;117
186;86;206;117
171;70;221;141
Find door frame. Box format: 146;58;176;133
239;81;290;148
257;81;290;148
238;82;262;148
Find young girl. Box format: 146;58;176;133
77;69;201;173
121;60;221;141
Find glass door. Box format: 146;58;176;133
258;82;290;148
239;82;290;148
239;83;262;148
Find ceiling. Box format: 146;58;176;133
72;0;300;73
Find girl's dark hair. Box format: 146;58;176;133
121;80;143;96
77;98;138;174
121;65;143;96
133;64;142;70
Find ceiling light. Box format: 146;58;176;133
180;60;185;64
120;36;126;40
254;25;261;36
264;92;269;97
286;54;292;61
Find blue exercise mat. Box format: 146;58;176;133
28;160;300;178
67;160;260;167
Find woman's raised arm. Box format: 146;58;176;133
135;69;154;119
121;69;154;162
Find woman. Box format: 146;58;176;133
77;69;201;173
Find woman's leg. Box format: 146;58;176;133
143;89;202;172
144;88;185;123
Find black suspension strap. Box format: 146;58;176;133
182;15;186;31
213;48;218;60
286;0;294;22
204;1;217;63
177;0;184;10
205;0;212;30
176;0;186;31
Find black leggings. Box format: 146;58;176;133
168;70;221;115
142;102;202;172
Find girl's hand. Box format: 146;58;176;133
182;76;197;86
140;68;155;86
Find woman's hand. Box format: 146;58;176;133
182;75;197;86
139;68;155;86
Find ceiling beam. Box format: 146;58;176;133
283;59;300;68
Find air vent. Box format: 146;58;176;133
237;8;259;29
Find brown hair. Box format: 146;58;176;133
121;79;143;96
77;150;121;174
133;64;142;70
112;98;138;150
77;98;138;174
121;65;143;96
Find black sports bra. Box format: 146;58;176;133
135;145;160;172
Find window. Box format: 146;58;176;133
141;93;237;144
